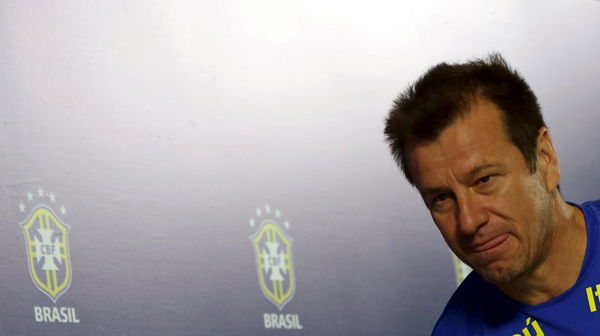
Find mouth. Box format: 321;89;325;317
472;233;509;253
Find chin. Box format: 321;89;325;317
478;265;523;284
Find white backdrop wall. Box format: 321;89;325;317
1;1;599;335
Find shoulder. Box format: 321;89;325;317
581;199;600;213
431;272;494;335
577;199;600;232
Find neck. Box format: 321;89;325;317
497;196;587;305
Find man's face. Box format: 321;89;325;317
406;98;555;284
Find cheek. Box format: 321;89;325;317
494;176;541;219
519;176;550;215
509;177;552;244
433;216;458;244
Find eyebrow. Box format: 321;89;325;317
467;163;506;180
419;163;507;197
420;187;449;198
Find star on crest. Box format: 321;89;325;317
20;187;66;217
249;204;292;231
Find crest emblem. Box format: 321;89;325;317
452;254;472;285
250;204;296;310
19;188;72;302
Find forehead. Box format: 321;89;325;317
406;98;515;187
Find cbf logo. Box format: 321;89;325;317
249;204;303;330
18;188;79;323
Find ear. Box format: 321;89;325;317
536;127;560;192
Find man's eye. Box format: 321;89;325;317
428;192;455;211
477;175;491;184
434;193;449;203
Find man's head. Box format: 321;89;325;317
384;54;562;284
384;53;545;185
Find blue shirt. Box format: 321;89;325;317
432;200;600;336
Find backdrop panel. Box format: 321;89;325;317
1;1;599;334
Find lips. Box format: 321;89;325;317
472;233;509;253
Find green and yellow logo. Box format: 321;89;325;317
452;254;472;286
512;316;545;336
585;284;600;312
19;188;72;302
250;204;295;311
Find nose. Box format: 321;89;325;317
456;192;488;235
